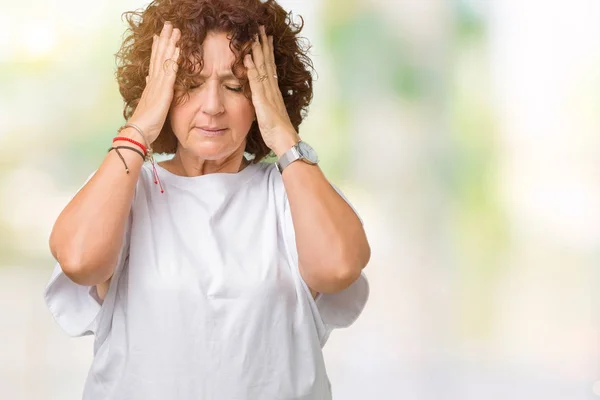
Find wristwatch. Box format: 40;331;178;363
275;141;319;173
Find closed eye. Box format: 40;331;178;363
189;82;241;93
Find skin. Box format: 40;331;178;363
97;25;370;300
162;26;371;297
160;31;256;176
160;27;303;176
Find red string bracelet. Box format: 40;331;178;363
111;136;165;194
113;136;147;156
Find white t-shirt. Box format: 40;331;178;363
44;161;369;400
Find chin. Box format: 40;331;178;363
185;140;240;161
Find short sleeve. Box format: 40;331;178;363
43;170;133;337
313;271;369;330
281;179;369;342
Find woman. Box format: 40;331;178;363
45;0;370;398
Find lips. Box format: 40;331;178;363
196;126;228;137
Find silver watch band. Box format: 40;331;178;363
275;145;301;173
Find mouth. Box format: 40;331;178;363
196;127;228;137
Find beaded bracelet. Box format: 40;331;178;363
118;123;152;154
113;136;148;156
113;124;164;193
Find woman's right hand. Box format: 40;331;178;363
127;22;181;145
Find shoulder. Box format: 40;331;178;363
248;162;287;194
252;161;280;182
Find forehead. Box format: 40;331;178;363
202;31;235;59
191;31;241;77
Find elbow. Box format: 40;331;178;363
50;231;114;286
340;236;370;274
312;265;360;294
334;265;362;290
330;240;371;291
356;239;371;270
60;261;100;286
299;234;371;294
61;261;114;287
50;236;83;284
52;248;113;287
306;248;369;294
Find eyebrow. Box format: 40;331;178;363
198;71;241;80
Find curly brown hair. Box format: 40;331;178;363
115;0;315;162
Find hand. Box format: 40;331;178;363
127;22;181;145
244;25;300;157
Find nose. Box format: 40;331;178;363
200;81;225;116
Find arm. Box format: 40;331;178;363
244;27;370;294
50;22;183;291
49;129;142;287
278;146;371;295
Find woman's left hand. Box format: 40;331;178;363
244;25;299;157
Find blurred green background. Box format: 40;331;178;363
1;0;600;399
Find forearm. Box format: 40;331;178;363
49;128;143;285
281;161;370;293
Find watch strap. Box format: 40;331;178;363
275;144;301;173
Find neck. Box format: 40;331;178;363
164;148;249;177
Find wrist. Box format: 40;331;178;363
118;127;147;143
113;136;147;155
119;120;155;148
271;132;300;158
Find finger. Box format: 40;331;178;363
149;34;158;77
263;36;285;113
168;28;181;51
267;36;276;64
259;29;283;109
173;46;181;63
251;29;273;102
251;34;268;78
154;22;174;75
259;25;271;64
162;28;181;74
265;32;278;78
264;36;279;90
244;53;266;102
252;25;270;80
166;47;180;77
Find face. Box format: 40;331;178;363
169;31;255;161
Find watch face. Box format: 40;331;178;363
297;141;319;164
